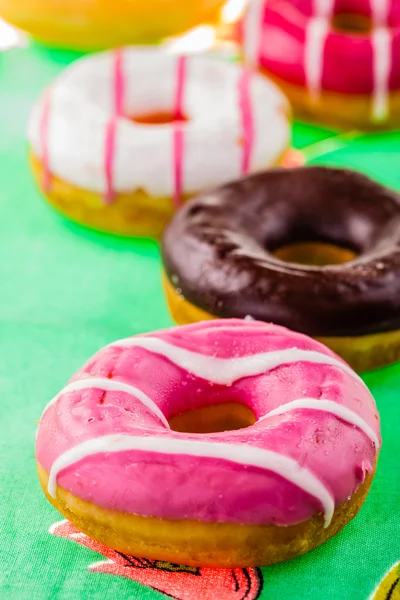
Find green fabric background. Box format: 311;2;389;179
0;44;399;599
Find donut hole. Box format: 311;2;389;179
332;13;372;34
273;241;357;266
168;402;256;434
132;111;189;125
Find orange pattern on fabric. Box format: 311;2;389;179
49;520;263;600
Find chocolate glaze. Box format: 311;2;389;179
162;167;400;337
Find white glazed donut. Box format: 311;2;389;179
28;48;291;236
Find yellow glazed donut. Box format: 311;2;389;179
36;319;380;567
0;0;227;50
28;48;291;237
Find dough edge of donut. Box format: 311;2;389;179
29;151;187;238
37;461;376;568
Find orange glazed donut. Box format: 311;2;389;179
36;320;380;567
0;0;227;50
241;0;400;129
27;48;291;237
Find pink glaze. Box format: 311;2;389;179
36;320;380;527
113;49;125;116
238;68;255;175
242;0;400;119
172;56;187;208
104;49;125;204
39;90;52;193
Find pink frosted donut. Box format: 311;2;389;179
36;319;380;567
242;0;400;128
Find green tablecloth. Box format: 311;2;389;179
0;44;399;600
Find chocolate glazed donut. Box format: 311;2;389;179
162;166;400;372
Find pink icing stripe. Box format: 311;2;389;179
238;68;254;175
173;129;184;208
39;90;52;192
174;55;187;122
172;56;187;208
113;49;125;116
104;120;117;205
104;49;125;205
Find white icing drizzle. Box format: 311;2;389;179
370;0;390;26
370;0;391;122
259;398;380;448
371;27;392;122
108;336;366;388
243;0;265;66
41;377;169;429
305;1;335;100
314;0;336;19
47;433;335;527
305;16;331;100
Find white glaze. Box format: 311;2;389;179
28;48;290;197
260;398;380;447
108;336;365;387
47;433;335;526
42;376;169;428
